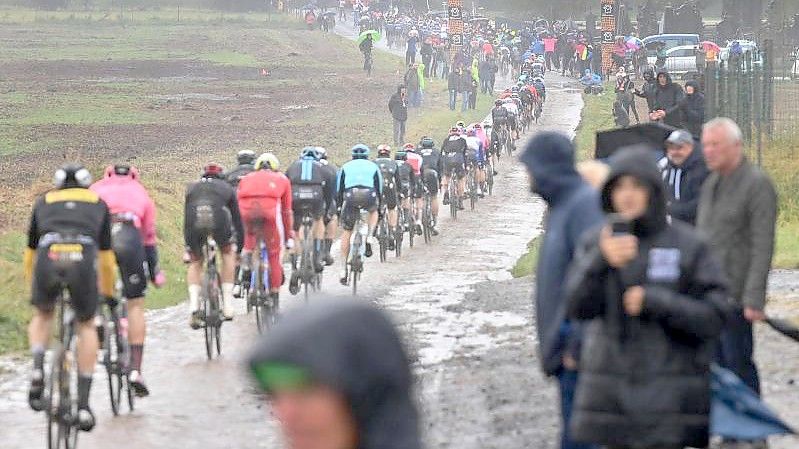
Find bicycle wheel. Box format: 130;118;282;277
394;224;402;258
449;184;458;219
407;213;415;248
252;254;264;334
377;218;388;262
487;166;494;196
103;312;121;416
214;273;222;356
47;341;79;448
202;275;214;360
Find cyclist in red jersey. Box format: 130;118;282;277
237;153;294;304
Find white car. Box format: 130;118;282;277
647;45;699;77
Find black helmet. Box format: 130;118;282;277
494;99;503;106
53;164;93;189
420;136;435;149
237;149;256;166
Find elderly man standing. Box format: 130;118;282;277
697;118;778;399
659;129;709;225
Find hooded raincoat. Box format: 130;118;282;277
676;80;705;137
565;147;730;449
520;133;604;375
247;300;421;449
653;70;685;128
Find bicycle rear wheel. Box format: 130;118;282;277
103;313;121;416
47;345;79;449
214;273;222;356
202;283;214;360
449;184;458;219
252;254;265;334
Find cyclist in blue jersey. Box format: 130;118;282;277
336;144;383;285
285;147;334;293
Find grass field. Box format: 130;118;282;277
0;9;502;353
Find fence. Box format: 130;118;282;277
703;39;799;165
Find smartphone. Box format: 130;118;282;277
608;213;632;236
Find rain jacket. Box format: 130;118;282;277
404;67;420;93
658;141;709;225
90;167;157;246
247;300;421;449
675;80;705;137
520;132;604;375
565;147;730;449
634;71;658;112
653;70;685;128
416;63;426;90
388;87;408;122
471;59;480;83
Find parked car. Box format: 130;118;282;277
642;33;701;57
646;45;700;77
719;40;763;69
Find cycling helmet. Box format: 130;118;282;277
316;147;328;160
351;144;370;159
402;143;416;152
104;164;139;180
394;151;407;161
494;99;503;106
455;120;466;129
420;136;435;149
237;149;256;165
255;153;280;171
534;77;544;83
301;146;322;160
202;163;225;178
511;86;520;93
472;123;482;130
53;164;92;189
376;144;391;157
511;93;520;99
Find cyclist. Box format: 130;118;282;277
465;128;486;197
26;164;116;431
417;136;442;235
89;164;163;397
284;147;332;294
503;97;520;142
337;144;383;285
375;144;401;250
395;150;415;235
404;143;424;235
184;163;244;328
237;153;294;306
491;99;509;153
441;127;467;209
317;147;339;266
533;76;547;104
226;149;257;188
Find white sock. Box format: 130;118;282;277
188;284;201;312
222;283;235;310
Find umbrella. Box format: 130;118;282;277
765;316;799;342
594;122;676;159
711;364;795;439
701;40;721;52
626;36;643;50
357;30;381;45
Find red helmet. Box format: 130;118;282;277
203;163;225;178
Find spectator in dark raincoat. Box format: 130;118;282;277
404;63;421;108
447;68;460;111
521;132;604;449
566;146;729;449
634;69;658;112
658;129;709;225
420;38;434;78
388;85;408;146
674;80;705;138
248;299;420;449
650;70;684;128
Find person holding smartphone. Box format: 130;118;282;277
564;146;730;449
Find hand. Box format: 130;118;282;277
744;307;766;322
152;271;166;288
623;286;645;317
599;227;639;268
648;111;659;121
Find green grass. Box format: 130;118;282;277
573;84;616;160
0;7;297;26
510;237;541;278
201;51;262;67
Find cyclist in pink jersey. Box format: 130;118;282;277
403;143;425;235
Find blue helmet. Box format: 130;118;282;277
351;144;370;159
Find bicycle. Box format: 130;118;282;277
296;213;321;302
421;188;434;244
465;165;479;211
248;228;278;334
376;204;390;262
200;237;222;360
347;209;370;296
447;176;459;220
395;200;406;258
485;157;495;196
97;295;134;416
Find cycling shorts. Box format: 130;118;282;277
444;153;465;178
423;169;439;196
509;115;518;130
382;185;398;210
292;184;325;232
340;187;378;231
185;205;234;259
111;221;148;299
412;178;425;199
398;180;412;199
31;235;98;322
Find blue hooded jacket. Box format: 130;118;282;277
520;132;604;375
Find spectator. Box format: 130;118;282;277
435;44;448;79
544;34;558;71
697;118;778;400
406;32;418;65
416;62;426;106
566;146;729;449
520;132;604;449
460;68;472;111
478;58;493;94
447;68;460;111
404;63;421;108
674;80;705;138
634;69;658;113
658;129;709;225
613;100;630;128
650;70;684;128
420;38;433;78
611;36;627;71
580;69;603;95
247;299;421;449
388;85;408;146
614;68;639;123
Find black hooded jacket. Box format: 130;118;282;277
659;140;709;225
634;70;658;112
652;70;685;128
247;300;421;449
675;80;705;137
388;86;408;122
565;147;729;449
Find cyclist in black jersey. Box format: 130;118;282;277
375;144;402;249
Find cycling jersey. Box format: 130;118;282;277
185;177;244;256
491;106;509;124
502;101;519;116
442;135;467;178
26;188;116;321
336;159;383;205
375;157;401;210
406;152;423;176
465;136;486;164
285;157;334;231
226;163;255;188
89;170;156;246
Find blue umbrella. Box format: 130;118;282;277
711;364;795;440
